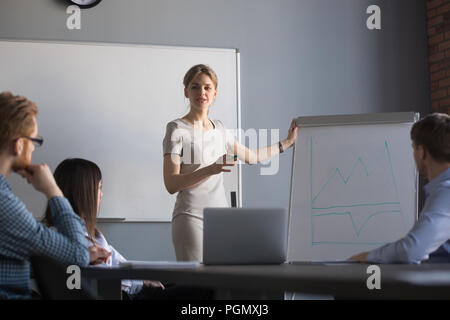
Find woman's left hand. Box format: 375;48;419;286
143;280;165;290
286;118;299;147
88;245;111;265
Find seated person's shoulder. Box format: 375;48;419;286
442;177;450;189
0;191;36;231
425;184;450;215
0;189;25;211
434;178;450;198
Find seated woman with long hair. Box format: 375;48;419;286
44;158;212;300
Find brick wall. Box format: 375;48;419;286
427;0;450;114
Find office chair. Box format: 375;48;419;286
30;255;101;300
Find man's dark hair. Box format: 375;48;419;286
410;113;450;163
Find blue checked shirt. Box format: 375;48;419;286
368;168;450;264
0;174;89;299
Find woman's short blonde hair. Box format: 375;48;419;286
183;64;218;89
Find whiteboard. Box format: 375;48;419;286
287;113;419;261
0;40;241;221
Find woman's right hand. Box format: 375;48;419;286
89;245;112;265
208;154;237;175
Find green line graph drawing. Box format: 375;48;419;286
312;210;402;238
312;202;400;210
311;157;370;204
310;136;406;245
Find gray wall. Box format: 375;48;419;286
0;0;429;260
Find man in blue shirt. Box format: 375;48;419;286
350;113;450;264
0;91;110;299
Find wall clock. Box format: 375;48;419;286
66;0;102;9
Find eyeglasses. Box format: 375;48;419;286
23;136;44;147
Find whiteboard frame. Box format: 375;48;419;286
287;112;420;260
0;38;242;222
0;37;238;56
236;50;243;208
295;112;420;127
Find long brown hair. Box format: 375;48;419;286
43;158;102;243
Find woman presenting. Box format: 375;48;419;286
163;64;298;261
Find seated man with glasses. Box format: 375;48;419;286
0;91;111;299
23;136;44;148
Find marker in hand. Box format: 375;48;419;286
227;154;238;165
209;154;237;175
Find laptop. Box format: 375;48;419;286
203;208;288;265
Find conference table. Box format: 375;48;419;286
81;262;450;300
